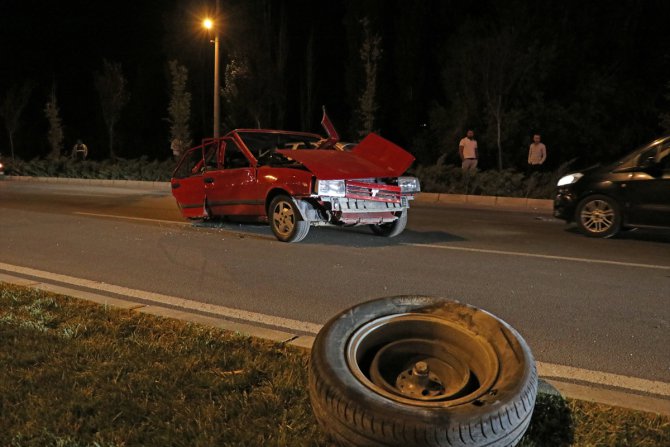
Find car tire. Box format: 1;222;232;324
369;210;408;238
575;194;621;238
309;296;537;447
269;194;310;243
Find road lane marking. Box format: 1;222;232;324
75;212;189;226
1;261;668;398
537;362;670;397
0;262;322;335
407;243;670;270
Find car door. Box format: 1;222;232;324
204;138;263;217
171;146;208;218
624;145;670;227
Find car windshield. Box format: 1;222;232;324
237;131;322;159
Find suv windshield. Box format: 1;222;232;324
615;135;670;169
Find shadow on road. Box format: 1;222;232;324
192;219;466;247
564;226;670;244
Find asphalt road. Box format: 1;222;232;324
1;180;669;385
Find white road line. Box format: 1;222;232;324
75;212;189;226
407;243;670;270
537;362;670;397
0;262;322;335
1;261;668;398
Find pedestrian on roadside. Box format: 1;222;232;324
71;139;88;161
527;134;547;172
459;129;478;172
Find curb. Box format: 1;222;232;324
1;175;170;191
2;175;552;211
414;191;553;212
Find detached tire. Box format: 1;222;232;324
308;296;537;447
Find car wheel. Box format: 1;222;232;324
575;194;621;238
369;210;408;238
269;195;310;243
309;296;537;447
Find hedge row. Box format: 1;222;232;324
4;157;570;199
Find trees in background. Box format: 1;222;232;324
167;60;192;159
95;60;129;159
0;81;33;160
45;85;64;159
355;18;382;139
2;0;669;168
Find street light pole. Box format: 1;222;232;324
213;0;220;138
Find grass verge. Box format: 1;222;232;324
1;283;668;447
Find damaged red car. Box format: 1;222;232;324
170;117;420;243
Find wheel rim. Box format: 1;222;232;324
272;200;295;238
580;199;614;233
346;313;500;407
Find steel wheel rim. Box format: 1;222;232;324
273;200;295;237
346;313;499;407
580;199;614;233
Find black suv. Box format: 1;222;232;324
554;136;670;238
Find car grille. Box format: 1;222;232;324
345;181;401;203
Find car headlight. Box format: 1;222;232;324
398;176;421;193
557;173;583;187
315;179;345;197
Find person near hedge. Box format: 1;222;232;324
71;139;88;161
527;133;547;172
459;129;478;172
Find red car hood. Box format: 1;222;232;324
275;133;415;180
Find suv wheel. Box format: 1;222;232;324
575;194;621;238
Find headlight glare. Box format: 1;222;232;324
316;179;346;197
557;173;583;187
398;176;421;193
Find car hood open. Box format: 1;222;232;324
275;133;415;180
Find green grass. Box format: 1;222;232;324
1;284;668;447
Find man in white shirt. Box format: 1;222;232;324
528;134;547;171
459;129;478;172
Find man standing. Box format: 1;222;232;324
459;129;478;172
71;139;88;161
528;134;547;171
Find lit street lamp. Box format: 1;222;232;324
203;4;220;138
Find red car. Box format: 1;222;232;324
170;120;420;243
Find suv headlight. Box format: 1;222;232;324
315;179;345;197
398;176;421;193
557;173;583;187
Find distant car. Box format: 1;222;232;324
170;126;420;243
554;135;670;237
0;155;4;176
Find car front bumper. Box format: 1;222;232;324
553;187;577;222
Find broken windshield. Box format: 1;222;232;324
237;131;322;160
